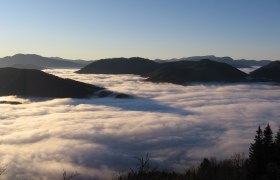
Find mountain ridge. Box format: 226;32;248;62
0;54;90;68
156;55;273;68
0;54;277;70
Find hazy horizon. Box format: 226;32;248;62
1;0;279;60
0;53;279;61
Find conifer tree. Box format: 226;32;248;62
248;125;264;179
274;128;280;165
263;124;273;146
263;124;273;163
275;129;280;145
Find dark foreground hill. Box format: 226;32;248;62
76;57;160;75
250;61;280;82
146;59;248;84
0;68;128;98
0;54;86;68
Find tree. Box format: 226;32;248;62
248;125;264;179
62;169;79;180
263;124;274;163
263;124;273;146
274;128;280;165
197;158;217;180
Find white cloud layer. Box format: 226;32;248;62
0;69;279;179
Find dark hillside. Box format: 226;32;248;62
77;57;159;75
250;61;280;82
0;68;111;98
146;59;248;84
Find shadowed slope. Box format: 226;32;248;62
0;68;126;98
250;61;280;82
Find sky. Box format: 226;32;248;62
0;0;279;60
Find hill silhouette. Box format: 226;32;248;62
0;68;127;98
0;54;86;68
146;59;248;84
250;61;280;82
1;54;274;70
76;57;159;75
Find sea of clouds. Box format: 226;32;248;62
0;68;279;179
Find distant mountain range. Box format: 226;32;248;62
49;57;92;66
156;55;273;68
0;54;276;70
0;53;279;85
0;68;129;98
0;54;92;69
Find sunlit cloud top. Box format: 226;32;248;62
0;0;279;60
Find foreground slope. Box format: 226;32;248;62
76;57;159;75
146;59;248;84
0;68;127;98
250;61;280;82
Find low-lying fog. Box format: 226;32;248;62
0;68;279;179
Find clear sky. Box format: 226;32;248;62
0;0;279;60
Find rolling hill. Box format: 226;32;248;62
0;68;128;98
146;59;248;84
77;57;160;75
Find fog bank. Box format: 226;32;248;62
0;69;279;179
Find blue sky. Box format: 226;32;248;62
0;0;279;60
